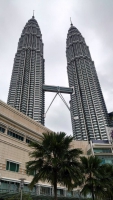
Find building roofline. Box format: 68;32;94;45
0;100;51;133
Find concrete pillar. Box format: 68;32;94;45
4;126;8;134
64;189;66;197
36;185;40;195
51;187;54;196
24;135;26;143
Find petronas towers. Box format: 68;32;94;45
66;24;109;140
7;16;45;125
7;16;109;141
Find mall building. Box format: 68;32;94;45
0;100;113;199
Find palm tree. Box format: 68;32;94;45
80;156;102;200
96;164;113;200
26;132;83;200
80;156;113;200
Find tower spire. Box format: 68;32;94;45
70;17;73;26
32;10;35;18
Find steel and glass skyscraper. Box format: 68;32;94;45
7;16;45;125
66;24;109;141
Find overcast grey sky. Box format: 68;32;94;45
0;0;113;135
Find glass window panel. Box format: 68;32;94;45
0;126;5;133
10;162;16;171
16;164;19;172
94;148;111;153
6;161;9;170
6;161;19;172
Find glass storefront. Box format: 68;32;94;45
40;186;51;195
0;181;35;194
97;155;113;164
93;148;112;154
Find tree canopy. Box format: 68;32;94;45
26;132;83;200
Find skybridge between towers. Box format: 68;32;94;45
43;84;73;94
43;84;74;117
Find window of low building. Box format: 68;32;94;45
93;148;112;154
23;184;36;194
26;169;36;176
66;190;73;197
0;180;19;192
97;155;113;165
26;138;37;144
0;126;5;133
7;130;24;141
40;186;51;195
26;138;32;144
57;189;64;196
6;161;19;172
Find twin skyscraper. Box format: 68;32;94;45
7;16;109;141
7;16;45;125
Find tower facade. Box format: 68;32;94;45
66;24;109;141
7;16;45;125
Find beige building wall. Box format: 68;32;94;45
71;140;88;156
0;100;52;185
0;100;88;192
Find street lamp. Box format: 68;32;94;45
19;178;26;200
0;174;1;184
0;174;2;185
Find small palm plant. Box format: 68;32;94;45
26;132;83;200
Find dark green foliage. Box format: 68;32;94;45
80;156;113;200
26;132;83;200
96;164;113;200
5;193;32;200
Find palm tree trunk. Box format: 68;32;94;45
92;191;95;200
92;185;95;200
53;181;57;200
53;171;57;200
90;171;95;200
